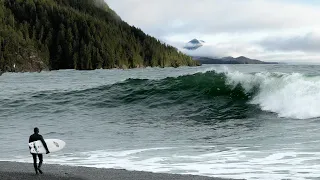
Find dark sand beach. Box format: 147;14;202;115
0;161;241;180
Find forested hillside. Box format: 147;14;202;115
0;0;199;72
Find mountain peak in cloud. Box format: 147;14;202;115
184;39;205;50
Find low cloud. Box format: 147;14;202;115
166;39;263;59
259;32;320;53
105;0;320;62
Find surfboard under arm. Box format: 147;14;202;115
28;139;66;154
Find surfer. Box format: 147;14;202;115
29;127;50;175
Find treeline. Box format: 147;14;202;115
0;0;199;72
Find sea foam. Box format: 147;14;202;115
223;69;320;119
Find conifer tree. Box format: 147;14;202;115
0;0;199;72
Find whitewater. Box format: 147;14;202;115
1;64;320;180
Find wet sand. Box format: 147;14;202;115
0;161;242;180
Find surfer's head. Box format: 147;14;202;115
34;127;39;134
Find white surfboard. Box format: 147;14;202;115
29;139;66;154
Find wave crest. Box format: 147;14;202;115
27;69;320;120
225;71;320;119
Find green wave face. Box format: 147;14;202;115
113;71;254;103
26;71;261;123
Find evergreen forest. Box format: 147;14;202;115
0;0;199;72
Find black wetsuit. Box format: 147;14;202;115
29;133;49;174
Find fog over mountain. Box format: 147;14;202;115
106;0;320;63
183;39;205;50
181;39;277;64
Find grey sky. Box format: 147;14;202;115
260;33;320;52
105;0;320;62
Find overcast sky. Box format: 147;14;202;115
105;0;320;63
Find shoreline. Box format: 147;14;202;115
0;161;242;180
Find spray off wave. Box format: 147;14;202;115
109;68;320;119
110;68;320;120
5;67;320;120
2;65;320;180
224;70;320;119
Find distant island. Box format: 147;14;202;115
193;56;278;64
0;0;199;73
182;39;277;64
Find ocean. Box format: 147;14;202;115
1;64;320;180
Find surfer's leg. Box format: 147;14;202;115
37;154;43;174
32;153;38;174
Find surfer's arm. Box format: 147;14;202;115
40;135;50;153
28;136;32;150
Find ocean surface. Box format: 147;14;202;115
1;64;320;180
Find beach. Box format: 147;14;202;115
2;64;319;179
0;161;239;180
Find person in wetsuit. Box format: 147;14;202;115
29;127;50;174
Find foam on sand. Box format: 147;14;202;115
0;161;235;180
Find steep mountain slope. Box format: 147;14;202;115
0;0;199;72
